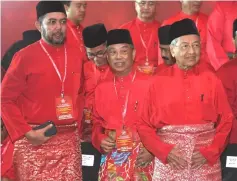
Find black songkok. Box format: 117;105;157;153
83;23;107;48
107;29;133;46
169;18;199;42
36;1;66;19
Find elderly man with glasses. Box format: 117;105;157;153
81;23;113;181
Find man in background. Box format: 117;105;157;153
120;0;160;74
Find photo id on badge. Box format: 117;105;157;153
55;96;74;120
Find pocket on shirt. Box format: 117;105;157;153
201;101;217;122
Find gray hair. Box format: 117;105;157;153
38;15;46;25
170;38;180;46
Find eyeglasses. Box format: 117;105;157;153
87;49;107;60
136;1;156;7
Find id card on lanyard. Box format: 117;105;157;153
40;41;74;120
113;71;136;152
136;24;156;74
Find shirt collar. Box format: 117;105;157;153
39;39;64;54
97;64;109;71
179;11;199;20
115;65;137;83
171;63;199;77
67;19;83;30
135;17;156;28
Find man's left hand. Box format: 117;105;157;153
135;147;154;167
191;151;207;169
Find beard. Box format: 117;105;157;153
42;27;65;45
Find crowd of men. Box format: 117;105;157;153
1;1;237;181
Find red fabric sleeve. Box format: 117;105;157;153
1;137;14;179
217;65;237;143
76;62;86;136
1;53;32;142
206;3;229;70
84;62;96;109
137;84;174;164
199;79;233;165
91;87;107;153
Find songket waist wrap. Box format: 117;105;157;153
13;123;82;181
99;129;154;181
152;123;221;181
1;137;15;179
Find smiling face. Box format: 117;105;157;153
107;43;135;76
170;34;201;70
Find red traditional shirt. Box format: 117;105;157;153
137;63;233;165
206;1;237;70
217;58;237;143
1;39;84;142
66;19;88;62
120;18;160;67
92;68;152;152
84;61;112;109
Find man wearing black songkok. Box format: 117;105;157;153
81;23;111;181
157;25;175;72
92;29;155;180
137;18;233;181
1;1;84;180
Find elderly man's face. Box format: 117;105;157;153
135;0;157;21
170;35;201;69
159;44;175;65
37;12;67;45
86;43;108;67
181;0;202;14
107;43;135;74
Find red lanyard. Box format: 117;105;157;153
40;40;67;98
113;71;137;124
136;23;155;62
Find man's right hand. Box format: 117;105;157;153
100;136;116;153
25;124;53;146
167;146;187;170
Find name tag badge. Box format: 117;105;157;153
226;156;237;168
82;154;94;167
116;129;133;152
55;96;74;120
